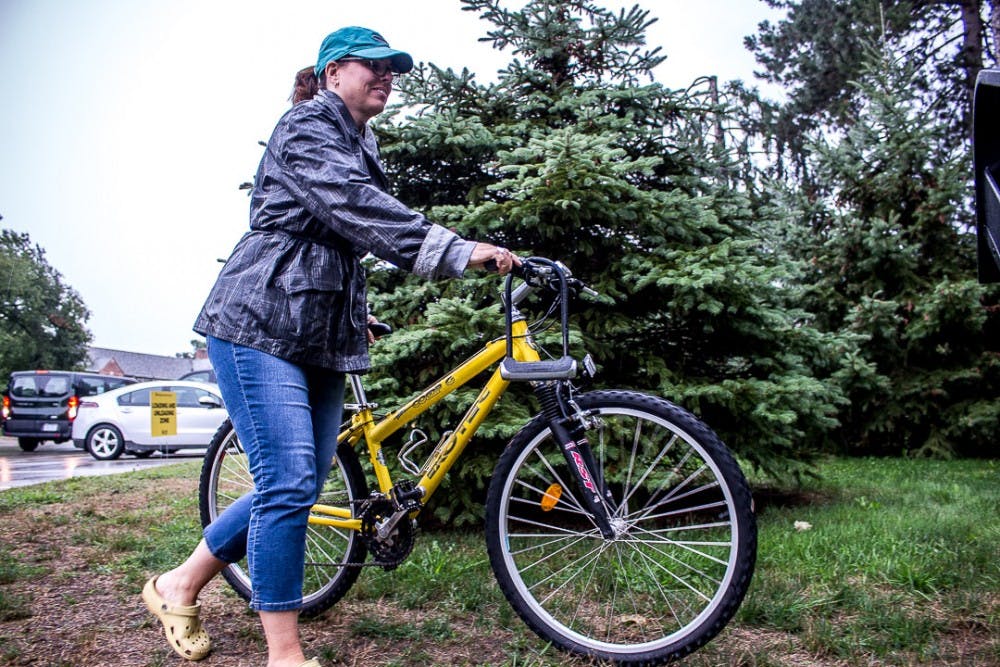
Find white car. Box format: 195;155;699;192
72;380;228;460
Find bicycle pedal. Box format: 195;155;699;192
390;480;424;510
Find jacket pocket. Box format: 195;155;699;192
262;271;343;348
275;271;342;294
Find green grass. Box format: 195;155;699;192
0;457;996;666
711;456;999;666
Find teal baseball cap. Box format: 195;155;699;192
314;26;414;77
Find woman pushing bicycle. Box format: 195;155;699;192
142;26;518;667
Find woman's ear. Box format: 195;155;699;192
325;61;339;88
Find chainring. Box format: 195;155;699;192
358;495;415;570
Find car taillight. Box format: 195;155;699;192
67;395;79;421
2;395;8;421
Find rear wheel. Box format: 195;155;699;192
86;425;125;460
198;420;369;617
485;390;756;665
17;438;41;452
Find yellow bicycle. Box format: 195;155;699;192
199;257;756;665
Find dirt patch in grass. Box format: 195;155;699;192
751;485;834;513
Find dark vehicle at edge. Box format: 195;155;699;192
1;370;137;452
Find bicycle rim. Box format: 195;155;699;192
487;391;756;664
200;422;367;616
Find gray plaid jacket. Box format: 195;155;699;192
194;90;474;372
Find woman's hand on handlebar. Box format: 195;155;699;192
467;243;521;275
366;314;393;345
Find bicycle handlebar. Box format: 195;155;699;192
499;257;594;381
371;257;592;381
507;257;597;307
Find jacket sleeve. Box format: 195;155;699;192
265;104;474;279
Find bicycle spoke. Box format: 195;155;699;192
630;539;693;627
623;527;732;567
567;546;603;637
530;542;607;606
630;540;721;602
631;462;712;525
305;526;346;568
513;533;594;574
630;499;729;524
618;431;681;513
507;513;603;539
604;545;629;643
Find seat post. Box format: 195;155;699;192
346;373;369;408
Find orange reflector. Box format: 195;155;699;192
540;483;562;511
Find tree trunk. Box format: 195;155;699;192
959;0;985;139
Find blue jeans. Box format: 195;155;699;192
202;336;345;612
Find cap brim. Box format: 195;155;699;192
351;46;413;73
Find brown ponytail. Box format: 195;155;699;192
291;66;320;104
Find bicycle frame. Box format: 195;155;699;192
309;318;541;530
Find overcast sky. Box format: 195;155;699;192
0;0;783;357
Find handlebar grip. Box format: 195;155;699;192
368;322;393;338
484;259;527;278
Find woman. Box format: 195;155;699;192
141;26;518;667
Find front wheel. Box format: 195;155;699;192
485;390;756;665
198;419;369;617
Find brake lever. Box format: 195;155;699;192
565;278;599;299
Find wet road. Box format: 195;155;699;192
0;437;205;491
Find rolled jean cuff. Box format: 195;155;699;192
252;598;305;612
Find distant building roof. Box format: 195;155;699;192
87;347;211;382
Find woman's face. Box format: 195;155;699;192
326;58;394;127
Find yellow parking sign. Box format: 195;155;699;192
151;391;177;437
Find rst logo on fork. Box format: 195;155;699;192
564;440;597;493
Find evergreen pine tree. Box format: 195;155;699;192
746;0;997;170
363;0;848;521
770;45;1000;456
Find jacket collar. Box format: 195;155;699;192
315;89;387;190
317;89;366;138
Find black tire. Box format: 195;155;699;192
198;419;369;617
17;438;40;452
86;424;125;460
484;390;757;665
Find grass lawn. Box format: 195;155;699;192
0;456;996;666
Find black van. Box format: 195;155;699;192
1;371;137;452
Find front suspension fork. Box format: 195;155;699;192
534;382;616;539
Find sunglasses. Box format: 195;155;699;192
337;57;402;82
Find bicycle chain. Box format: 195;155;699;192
330;495;415;570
